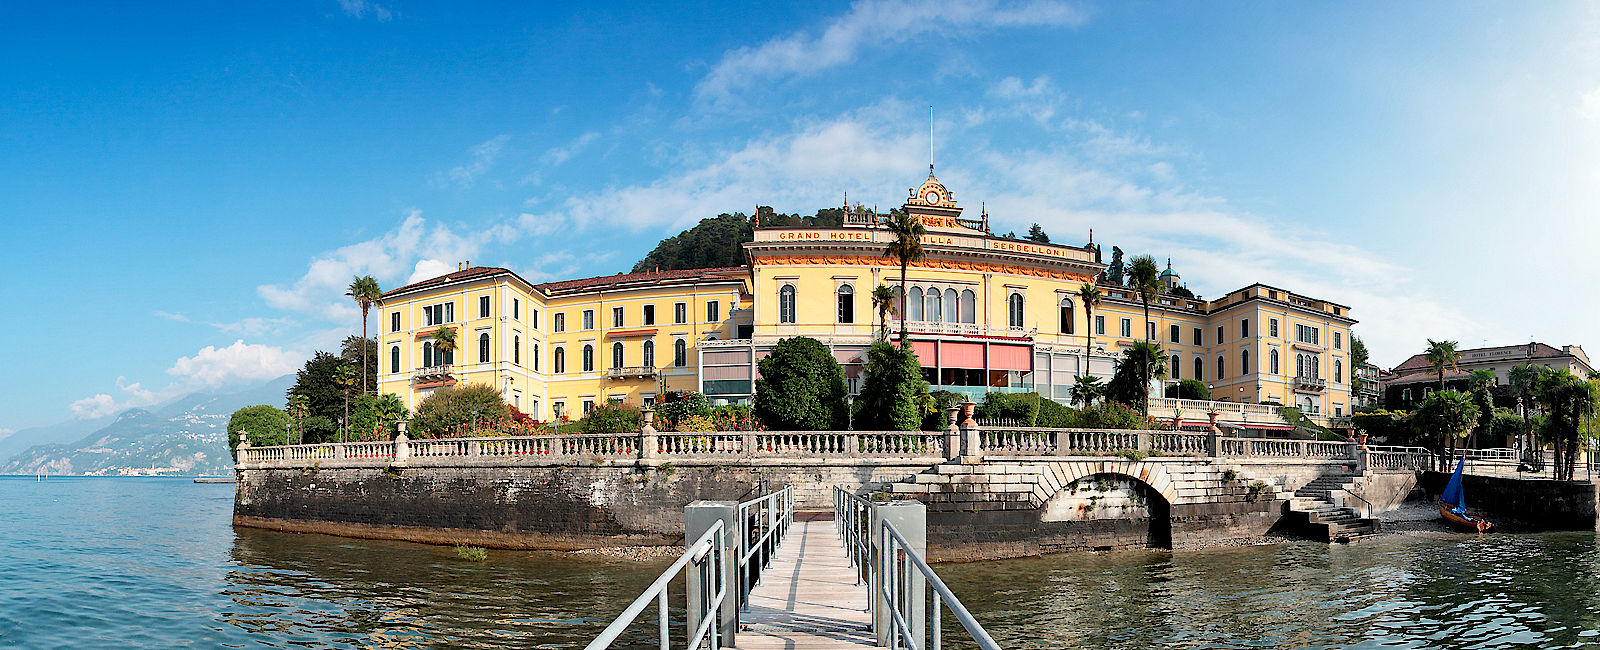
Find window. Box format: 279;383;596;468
553;401;565;421
1335;360;1343;383
674;339;687;367
1270;349;1280;375
1216;326;1224;345
1192;328;1202;345
1295;324;1320;345
959;290;976;324
1402;388;1411;401
1269;318;1279;337
582;344;594;372
909;287;924;321
514;299;520;321
391;312;400;332
1170;324;1179;344
926;289;942;323
643;340;655;367
1008;293;1024;329
422;342;433;367
779;286;797;324
674;302;687;324
707;301;720;323
1146;321;1156;341
1059;298;1074;334
532;343;538;371
1095;315;1105;335
423;302;454;326
1334;332;1343;349
554;313;566;332
838;285;855;323
1241;319;1249;338
1241;349;1250;375
612;307;624;328
1194;357;1203;382
390;345;399;374
642;304;655;325
554;347;566;373
514;336;522;365
944;289;959;323
479;296;490;319
531;309;538;329
478;332;490;363
612;342;624;369
1171;354;1181;379
1297;353;1306;377
1120;318;1132;338
1217;355;1225;380
583;399;595;415
582;309;594;330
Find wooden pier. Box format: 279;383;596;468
734;515;875;649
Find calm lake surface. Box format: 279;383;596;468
4;476;1600;649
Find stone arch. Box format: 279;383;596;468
1040;461;1176;549
1050;460;1180;507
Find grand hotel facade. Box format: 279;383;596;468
376;170;1357;425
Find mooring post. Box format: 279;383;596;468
943;407;961;461
393;427;410;466
639;408;658;460
959;401;981;461
236;431;250;468
684;500;738;646
871;500;927;649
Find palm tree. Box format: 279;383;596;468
1126;255;1162;414
1077;282;1102;378
334;365;358;443
1069;375;1104;407
432;326;459;367
882;210;926;347
1424;338;1461;391
286;394;308;444
346;276;384;395
870;285;897;343
1509;364;1543;460
1127;340;1168;416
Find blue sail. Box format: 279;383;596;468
1440;456;1466;512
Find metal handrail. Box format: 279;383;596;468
834;487;873;584
737;485;794;608
584;520;728;650
879;519;1001;650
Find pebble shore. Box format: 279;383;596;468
573;545;685;560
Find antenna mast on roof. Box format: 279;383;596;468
929;105;935;172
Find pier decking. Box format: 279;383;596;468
734;516;874;649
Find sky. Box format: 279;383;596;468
4;0;1600;433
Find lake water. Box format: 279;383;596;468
3;476;1600;648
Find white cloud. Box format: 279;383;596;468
337;0;391;21
70;394;118;419
150;311;295;336
0;428;13;442
167;340;297;387
695;0;1086;110
542;132;599;166
440;134;511;188
407;259;456;284
69;377;181;419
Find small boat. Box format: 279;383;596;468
1438;456;1492;532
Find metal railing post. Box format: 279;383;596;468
871;500;926;648
685;500;739;647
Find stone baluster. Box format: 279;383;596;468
639;408;658;460
394;422;410;466
236;431;250;468
959;401;980;461
943;407;961;461
742;431;756;458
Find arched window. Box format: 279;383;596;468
554;347;565;373
1217;355;1225;380
944;289;958;323
1270;349;1279;375
1171;354;1180;379
390;345;400;374
1296;354;1306;377
1059;297;1074;334
422;341;434;367
926;288;942;323
894;286;906;320
479;333;490;363
513;335;521;365
1008;293;1024;329
1241;349;1250;375
612;342;624;369
1312;356;1320;379
837;284;854;323
674;339;687;367
643;340;655;368
582;344;594;372
1335;359;1343;383
1194;357;1203;382
779;285;797;324
909;287;924;321
960;290;976;324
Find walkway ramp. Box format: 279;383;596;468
734;516;874;649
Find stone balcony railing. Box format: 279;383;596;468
1147;397;1287;425
412;364;453;382
606;365;658;379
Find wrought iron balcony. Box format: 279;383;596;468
607;365;658;379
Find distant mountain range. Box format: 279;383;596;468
0;376;294;476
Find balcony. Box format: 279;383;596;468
607;366;658;380
1294;375;1327;391
888;321;1033;340
412;365;454;385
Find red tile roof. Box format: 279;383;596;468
1389;342;1568;373
382;266;516;298
535;266;749;295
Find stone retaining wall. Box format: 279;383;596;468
1420;471;1598;530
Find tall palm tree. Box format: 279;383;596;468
883;210;926;347
432;327;458;366
1126;255;1162;413
870;285;897;343
1424;338;1461;391
286;394;308;444
1127;340;1169;416
346;276;384;395
334;365;358;443
1077;282;1102;378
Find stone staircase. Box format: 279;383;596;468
1287;473;1380;542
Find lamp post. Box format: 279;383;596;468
846;394;854;431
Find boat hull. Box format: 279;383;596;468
1438;501;1493;533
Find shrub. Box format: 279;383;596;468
976;392;1042;425
675;415;717;432
454;545;487;562
1164;379;1211;400
581;404;643;434
409;384;513;438
920;390;966;430
708;404;755;431
348;393;409;441
1036;397;1079;428
228;405;292;453
854;342;928;431
299;415;338;443
656;391;711;429
1076;402;1148;430
753;337;849;430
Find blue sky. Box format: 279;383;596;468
5;0;1599;433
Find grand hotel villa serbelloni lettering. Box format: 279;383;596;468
376;166;1356;424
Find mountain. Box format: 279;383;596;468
0;375;294;476
0;414;117;465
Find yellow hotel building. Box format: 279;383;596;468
377;169;1357;424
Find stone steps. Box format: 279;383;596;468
1285;474;1381;542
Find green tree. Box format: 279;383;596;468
341;335;378;396
1025;223;1050;243
853;342;927;431
1102;246;1125;285
288;351;353;444
580;403;643;434
349;393;409;441
871;285;897;343
1077;282;1101;378
1467;369;1497;448
1126;255;1162;415
753;337;849;430
1164;379;1211;400
1509;363;1544;451
432;326;458;365
409;384;513;438
632;212;755;272
1069;374;1104;407
883;210;926;346
334;365;358;442
228;405;292;454
1351;336;1369;368
1424;338;1461;391
285;393;309;444
1106;341;1167;413
346;275;384;394
1536;369;1596;480
1413;390;1479;453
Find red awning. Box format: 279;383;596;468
911;341;938;366
941;341;985;368
989;343;1033;371
606;328;659;337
